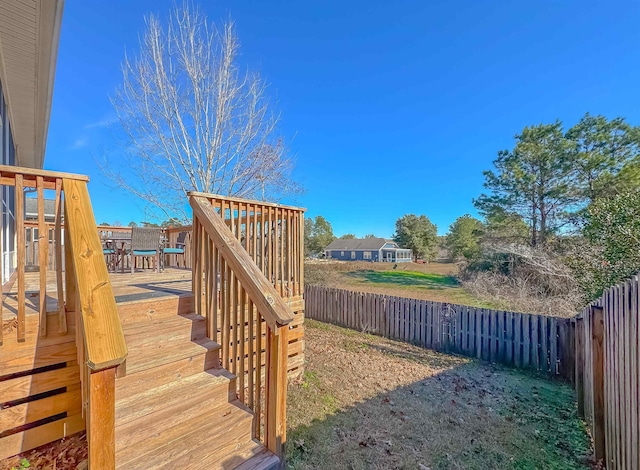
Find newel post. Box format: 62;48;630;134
88;367;117;468
265;324;288;466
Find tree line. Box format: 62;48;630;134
448;113;640;311
306;113;640;313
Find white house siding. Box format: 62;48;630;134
0;78;16;283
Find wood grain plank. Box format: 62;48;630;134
37;176;47;338
54;179;66;334
16;174;25;341
63;179;127;370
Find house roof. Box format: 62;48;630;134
25;198;56;218
0;0;64;169
325;237;392;251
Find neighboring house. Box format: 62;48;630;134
25;198;57;222
0;0;63;282
325;237;412;262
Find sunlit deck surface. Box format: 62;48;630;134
2;267;193;319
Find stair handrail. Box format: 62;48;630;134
63;178;128;370
190;194;295;331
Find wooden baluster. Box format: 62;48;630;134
16;174;25;342
239;284;246;403
37;176;48;337
265;324;288;458
248;299;255;421
291;211;297;296
260;206;266;274
280;208;285;295
236;203;243;241
192;218;200;315
200;223;206;312
273;207;279;292
232;274;239;376
204;230;210;323
268;207;274;284
224;262;231;369
88;367;117;468
244;203;250;254
229;201;236;238
64;210;77;314
299;211;305;294
255;310;262;440
54;179;66;334
287;209;292;295
252;204;258;265
219;256;227;367
208;239;217;341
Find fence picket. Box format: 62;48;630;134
306;286;576;379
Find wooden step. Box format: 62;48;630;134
117;294;194;325
124;330;219;376
117;400;254;469
164;438;278;470
116;390;240;465
116;343;219;400
234;447;280;470
122;313;207;349
115;368;235;427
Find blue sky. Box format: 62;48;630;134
45;1;640;236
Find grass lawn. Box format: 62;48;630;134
306;261;498;308
287;320;592;470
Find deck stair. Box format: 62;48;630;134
114;296;279;470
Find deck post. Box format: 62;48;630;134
88;367;117;469
265;325;288;466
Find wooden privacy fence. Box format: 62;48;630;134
305;285;572;376
575;276;640;469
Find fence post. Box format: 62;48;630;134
591;306;606;463
575;317;585;417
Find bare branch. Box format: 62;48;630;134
105;2;299;220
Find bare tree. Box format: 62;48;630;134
105;3;298;221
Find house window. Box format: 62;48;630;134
351;251;356;259
363;251;371;259
341;251;344;256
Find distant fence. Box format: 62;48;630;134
304;285;573;377
575;276;640;469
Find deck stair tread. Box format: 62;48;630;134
116;399;253;468
124;334;219;375
114;299;276;470
122;314;206;347
233;447;280;470
115;368;233;425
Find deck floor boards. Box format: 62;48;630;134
2;268;193;320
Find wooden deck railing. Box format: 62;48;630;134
0;166;126;468
189;192;304;460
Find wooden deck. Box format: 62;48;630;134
2;268;194;321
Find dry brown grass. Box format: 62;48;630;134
287;320;592;470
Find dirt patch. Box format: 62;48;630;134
287;320;592;470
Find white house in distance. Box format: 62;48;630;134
325;237;412;262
